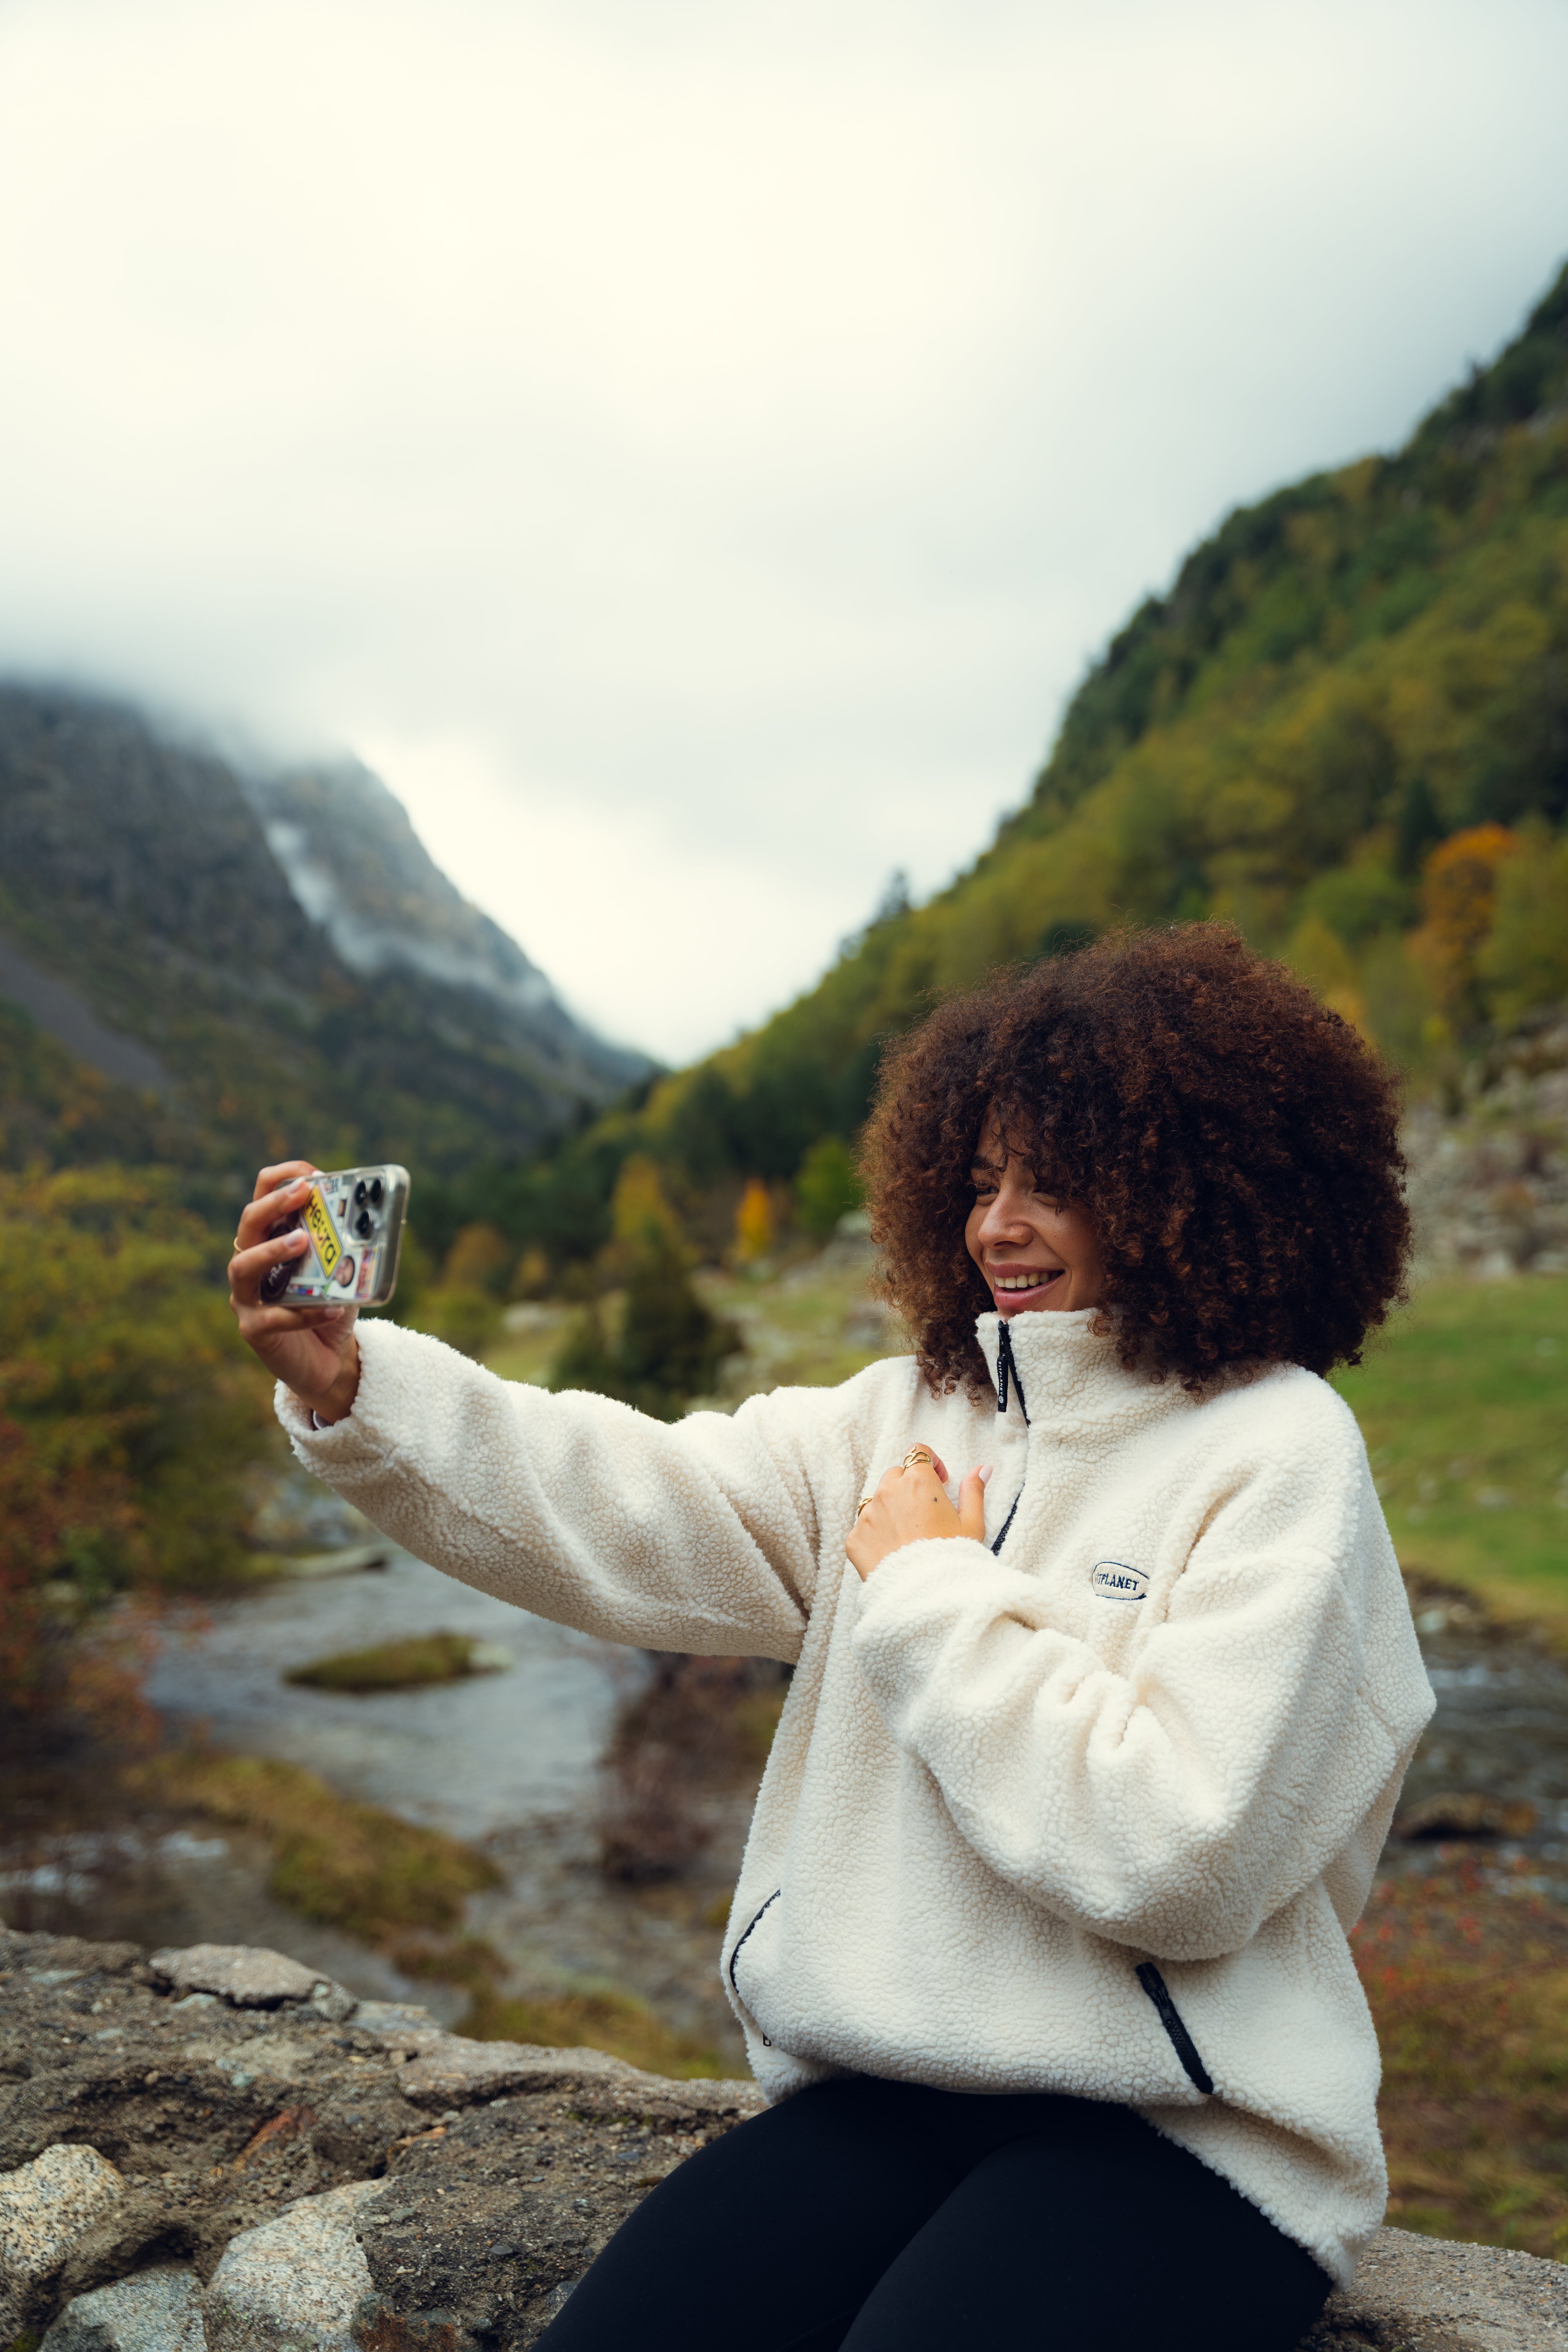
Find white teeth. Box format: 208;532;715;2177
995;1274;1052;1290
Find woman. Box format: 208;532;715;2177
230;924;1432;2352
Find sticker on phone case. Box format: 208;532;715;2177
303;1185;342;1279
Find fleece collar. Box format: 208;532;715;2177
974;1307;1184;1450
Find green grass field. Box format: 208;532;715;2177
1333;1278;1568;1630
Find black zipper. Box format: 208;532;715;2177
996;1318;1029;1422
991;1321;1030;1555
1135;1963;1214;2096
728;1889;782;2046
990;1492;1021;1555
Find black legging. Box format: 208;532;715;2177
538;2075;1333;2352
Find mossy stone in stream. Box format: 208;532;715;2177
129;1751;502;1937
285;1632;508;1692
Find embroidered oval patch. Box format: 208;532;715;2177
1091;1560;1149;1603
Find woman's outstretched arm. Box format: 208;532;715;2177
230;1160;841;1659
275;1317;846;1660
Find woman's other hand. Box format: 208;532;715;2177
229;1160;362;1423
846;1450;990;1581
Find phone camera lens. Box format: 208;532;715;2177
354;1211;374;1240
354;1179;369;1205
368;1178;385;1207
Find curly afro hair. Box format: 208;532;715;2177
861;923;1410;1396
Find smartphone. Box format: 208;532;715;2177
258;1165;410;1310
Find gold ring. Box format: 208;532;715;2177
902;1445;935;1470
857;1494;875;1514
232;1235;243;1252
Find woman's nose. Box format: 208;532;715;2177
978;1191;1031;1243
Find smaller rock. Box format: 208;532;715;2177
230;2040;318;2084
205;2181;380;2352
392;2038;637;2111
40;2264;205;2352
0;2145;125;2340
349;2005;440;2047
150;1947;326;2009
310;1984;359;2027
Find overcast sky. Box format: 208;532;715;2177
1;0;1565;1063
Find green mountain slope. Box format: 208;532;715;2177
0;687;648;1200
463;258;1568;1269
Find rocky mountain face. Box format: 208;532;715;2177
0;686;649;1185
2;1929;1563;2352
240;760;640;1100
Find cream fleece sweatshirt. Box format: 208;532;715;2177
277;1307;1432;2285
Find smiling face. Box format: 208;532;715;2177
964;1110;1104;1317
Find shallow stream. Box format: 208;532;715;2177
142;1548;635;1839
1390;1588;1568;1893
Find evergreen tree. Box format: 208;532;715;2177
549;1235;739;1421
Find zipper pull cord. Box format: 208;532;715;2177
990;1321;1029;1557
996;1319;1030;1423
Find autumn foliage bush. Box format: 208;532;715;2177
1354;1858;1568;2258
1408;824;1523;1023
0;1166;274;1720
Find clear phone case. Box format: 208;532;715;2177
258;1165;410;1310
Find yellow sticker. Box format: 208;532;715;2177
303;1185;341;1278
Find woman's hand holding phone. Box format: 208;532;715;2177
229;1160;362;1423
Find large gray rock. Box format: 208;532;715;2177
1310;2225;1568;2350
147;1947;354;2020
40;2263;205;2352
0;2145;125;2339
6;1930;1567;2352
205;2183;379;2352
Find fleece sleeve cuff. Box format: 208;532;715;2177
849;1534;1038;1717
273;1314;418;1475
